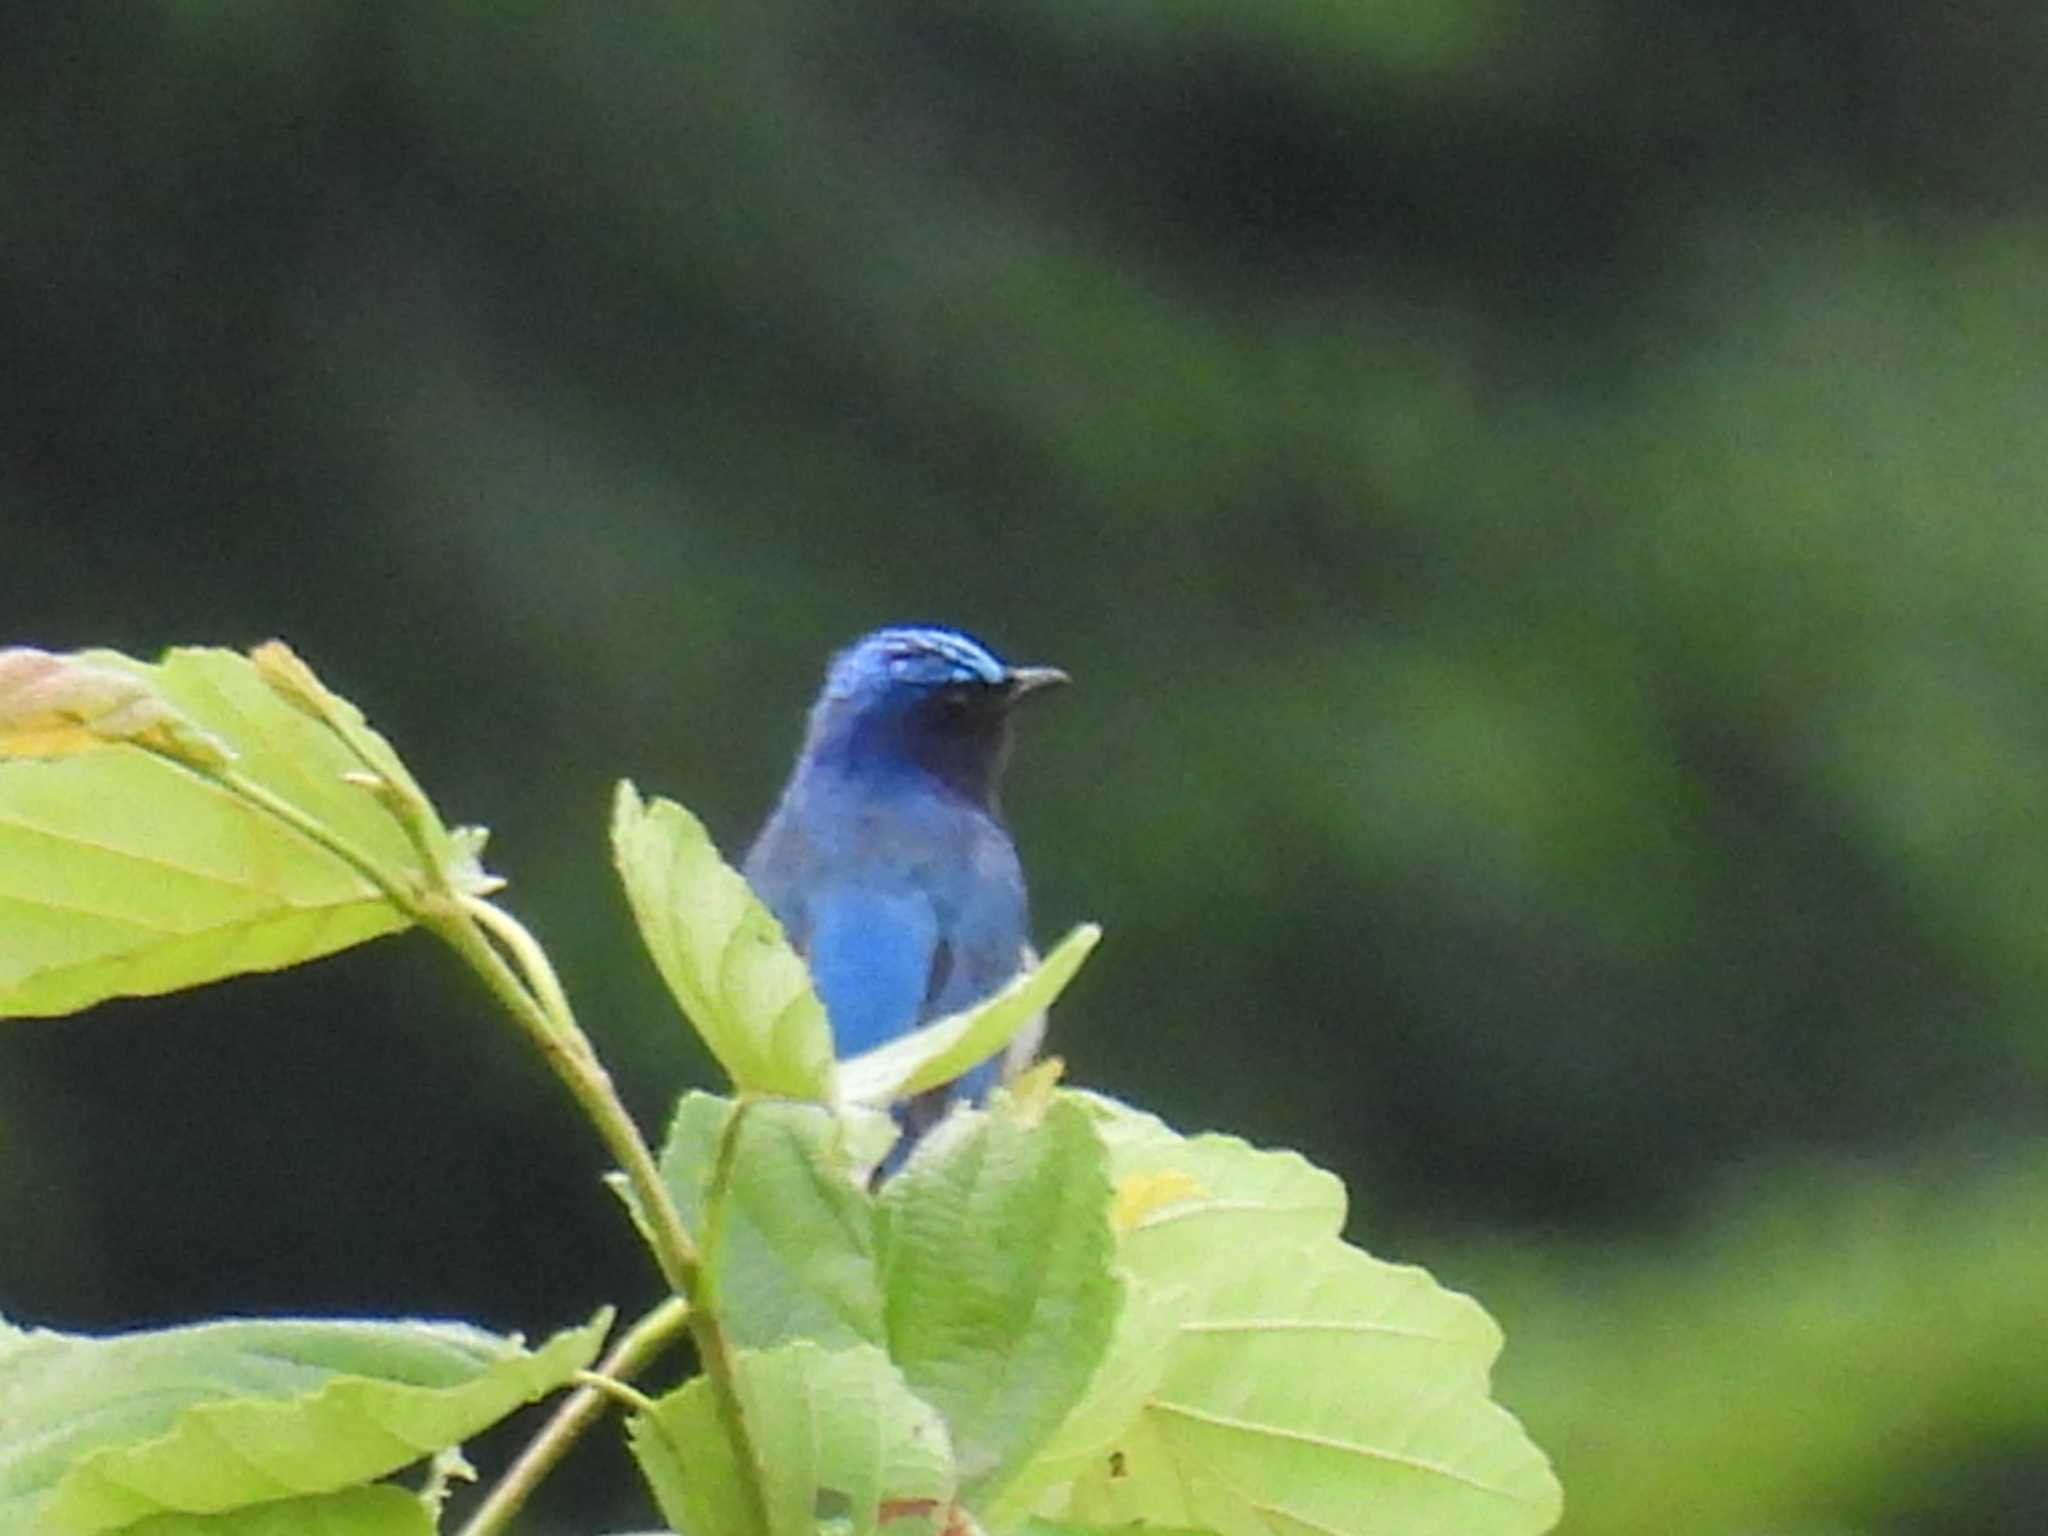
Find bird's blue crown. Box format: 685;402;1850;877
824;626;1011;700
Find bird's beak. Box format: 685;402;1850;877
1004;665;1069;700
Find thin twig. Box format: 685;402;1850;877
464;894;579;1046
196;742;773;1535
455;1296;690;1536
428;898;774;1536
570;1369;663;1419
424;902;703;1289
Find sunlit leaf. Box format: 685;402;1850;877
876;1095;1121;1507
628;1342;954;1536
837;924;1101;1105
1015;1520;1213;1536
977;1276;1186;1534
0;646;467;1020
247;643;425;810
610;780;835;1098
658;1091;884;1350
1109;1169;1208;1236
1050;1095;1563;1536
0;1311;608;1534
247;641;494;892
122;1486;434;1536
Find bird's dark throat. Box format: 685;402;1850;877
899;702;1014;807
821;696;1014;808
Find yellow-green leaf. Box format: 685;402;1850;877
0;646;464;1019
1049;1096;1564;1536
247;641;459;870
609;780;835;1099
657;1092;885;1350
124;1486;434;1536
628;1342;954;1536
877;1095;1121;1507
0;1311;608;1534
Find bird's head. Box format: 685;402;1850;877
801;625;1067;806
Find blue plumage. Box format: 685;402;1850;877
743;626;1066;1141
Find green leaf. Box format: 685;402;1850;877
0;1311;609;1534
876;1094;1122;1507
244;642;499;897
837;924;1102;1105
244;644;433;833
975;1276;1186;1533
658;1091;884;1350
0;646;473;1020
1052;1095;1564;1536
628;1341;954;1536
1016;1521;1214;1536
122;1486;434;1536
610;780;835;1098
149;645;489;890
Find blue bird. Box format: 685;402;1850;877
743;626;1067;1147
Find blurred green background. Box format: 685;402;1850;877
6;2;2048;1531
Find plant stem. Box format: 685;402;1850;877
195;742;774;1535
211;765;421;911
209;767;708;1300
465;894;579;1041
570;1370;663;1418
435;897;701;1288
455;1297;690;1536
436;896;774;1536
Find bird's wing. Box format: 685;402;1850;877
942;941;1044;1106
804;883;943;1059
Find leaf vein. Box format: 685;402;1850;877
1180;1318;1454;1341
0;813;361;901
1132;1198;1334;1232
1147;1399;1543;1505
1243;1496;1354;1536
